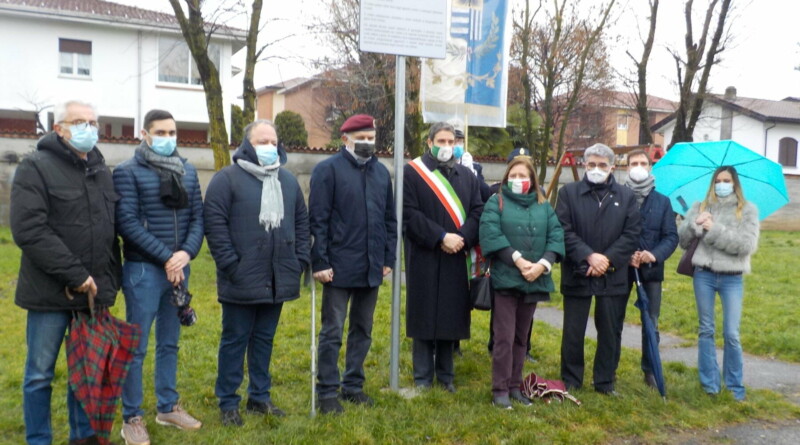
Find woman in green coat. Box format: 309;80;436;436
479;156;565;409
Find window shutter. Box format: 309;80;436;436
59;38;92;55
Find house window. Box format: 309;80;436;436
617;114;629;130
158;37;220;85
778;137;798;167
59;38;92;76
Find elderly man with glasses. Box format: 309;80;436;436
554;143;641;396
11;100;121;445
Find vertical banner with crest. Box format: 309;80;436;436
421;0;511;128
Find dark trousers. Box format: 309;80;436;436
491;294;537;396
316;285;379;399
561;293;629;392
412;339;455;386
629;280;663;374
216;302;283;411
488;311;534;354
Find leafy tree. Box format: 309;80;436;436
275;111;309;148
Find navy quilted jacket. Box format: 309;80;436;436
113;143;204;265
203;141;310;304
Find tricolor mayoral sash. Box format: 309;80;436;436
408;157;483;279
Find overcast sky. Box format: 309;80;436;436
122;0;800;102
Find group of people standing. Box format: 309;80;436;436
11;100;759;445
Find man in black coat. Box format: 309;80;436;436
309;114;397;414
11;100;120;445
555;143;641;395
403;122;483;392
205;119;310;425
624;149;678;389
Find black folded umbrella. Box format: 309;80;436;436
634;269;666;398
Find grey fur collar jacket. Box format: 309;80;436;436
678;194;759;274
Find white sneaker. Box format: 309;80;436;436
121;416;150;445
155;403;202;431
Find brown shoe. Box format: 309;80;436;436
120;416;150;445
155;403;202;431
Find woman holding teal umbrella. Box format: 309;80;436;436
677;166;759;401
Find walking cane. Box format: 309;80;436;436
309;266;317;418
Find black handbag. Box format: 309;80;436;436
676;238;700;277
470;270;493;311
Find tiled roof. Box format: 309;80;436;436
652;93;800;131
594;91;677;112
712;95;800;122
0;0;245;36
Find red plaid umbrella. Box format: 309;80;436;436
67;308;140;445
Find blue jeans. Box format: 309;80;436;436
121;261;188;420
693;268;745;399
24;310;94;445
216;302;283;411
316;286;379;399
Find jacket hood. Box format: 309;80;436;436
37;131;106;172
233;139;288;166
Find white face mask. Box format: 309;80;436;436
586;167;610;184
434;145;453;162
628;166;650;183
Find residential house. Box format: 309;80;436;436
0;0;245;142
564;90;676;151
256;77;333;148
653;86;800;175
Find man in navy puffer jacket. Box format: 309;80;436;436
114;109;204;443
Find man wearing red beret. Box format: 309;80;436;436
309;114;397;414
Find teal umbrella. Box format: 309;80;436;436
652;140;789;220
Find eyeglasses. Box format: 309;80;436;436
61;120;99;131
586;162;610;170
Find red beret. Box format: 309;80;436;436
340;114;376;133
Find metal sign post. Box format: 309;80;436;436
359;0;447;392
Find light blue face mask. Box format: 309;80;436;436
715;182;734;197
149;135;177;157
255;144;279;166
453;144;464;160
69;125;98;153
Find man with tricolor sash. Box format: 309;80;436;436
403;122;484;392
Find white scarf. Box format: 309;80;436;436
236;159;284;231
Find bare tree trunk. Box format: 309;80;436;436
669;0;732;148
628;0;659;145
242;0;262;124
168;0;231;170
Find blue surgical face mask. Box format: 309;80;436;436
715;182;734;197
255;144;279;166
68;125;98;153
453;144;464;160
149;135;177;157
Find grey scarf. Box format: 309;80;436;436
236;159;284;231
625;174;655;207
136;143;185;176
136;143;187;208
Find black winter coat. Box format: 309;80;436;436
308;148;397;288
628;189;678;283
203;141;310;305
555;175;641;297
403;153;483;340
11;133;121;311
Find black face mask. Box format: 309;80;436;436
354;141;376;158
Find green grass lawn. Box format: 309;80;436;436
0;227;798;444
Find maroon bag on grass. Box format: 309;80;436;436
520;372;581;406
